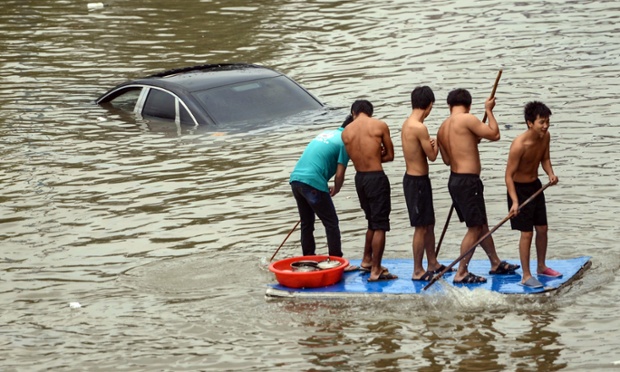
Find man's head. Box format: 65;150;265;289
524;101;552;126
411;86;435;110
446;88;472;109
341;114;354;128
351;99;374;118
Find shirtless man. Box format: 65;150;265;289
342;100;397;282
437;88;519;284
505;101;559;288
401;86;447;281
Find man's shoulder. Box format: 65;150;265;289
508;134;526;154
509;131;544;154
403;119;427;135
343;120;361;130
438;118;448;131
341;125;355;142
370;118;389;131
512;130;528;142
363;116;384;124
402;116;420;128
455;112;478;124
453;113;482;134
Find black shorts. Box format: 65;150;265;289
403;174;435;227
508;178;547;231
448;172;488;227
355;171;391;231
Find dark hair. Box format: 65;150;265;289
411;86;435;109
446;88;472;108
341;114;354;128
351;100;373;117
524;101;552;124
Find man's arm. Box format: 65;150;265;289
418;126;438;162
469;97;500;142
541;133;558;185
330;164;346;196
380;122;395;163
505;141;522;216
437;124;451;166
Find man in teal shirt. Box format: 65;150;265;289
290;114;353;258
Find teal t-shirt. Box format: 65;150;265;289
289;127;350;193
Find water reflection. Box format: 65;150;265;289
511;313;565;371
270;291;576;370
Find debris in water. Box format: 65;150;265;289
87;3;105;10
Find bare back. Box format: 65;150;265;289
401;116;437;176
437;106;499;175
342;114;394;172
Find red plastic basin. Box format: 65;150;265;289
269;255;349;289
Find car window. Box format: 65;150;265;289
143;88;175;120
193;76;322;125
179;104;194;125
106;87;142;112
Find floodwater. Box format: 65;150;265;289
1;0;619;370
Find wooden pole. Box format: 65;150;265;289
270;220;301;262
424;182;552;291
481;69;503;123
434;69;503;258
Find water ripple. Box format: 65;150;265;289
1;0;620;369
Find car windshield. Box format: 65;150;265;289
193;76;322;125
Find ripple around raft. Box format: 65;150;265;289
119;253;262;296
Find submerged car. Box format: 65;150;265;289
96;63;325;128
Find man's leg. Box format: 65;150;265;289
519;231;534;282
478;224;502;270
412;225;428;279
291;183;316;256
369;229;387;280
535;224;549;273
313;193;342;257
423;224;442;272
361;229;374;268
454;225;482;281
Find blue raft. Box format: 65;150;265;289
265;256;591;299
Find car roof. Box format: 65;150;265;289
130;63;284;93
96;63;324;127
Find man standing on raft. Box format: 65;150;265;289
401;86;448;281
505;101;560;288
437;88;519;284
342;100;397;282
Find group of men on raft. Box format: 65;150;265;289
289;85;560;288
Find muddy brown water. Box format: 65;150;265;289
1;0;619;370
